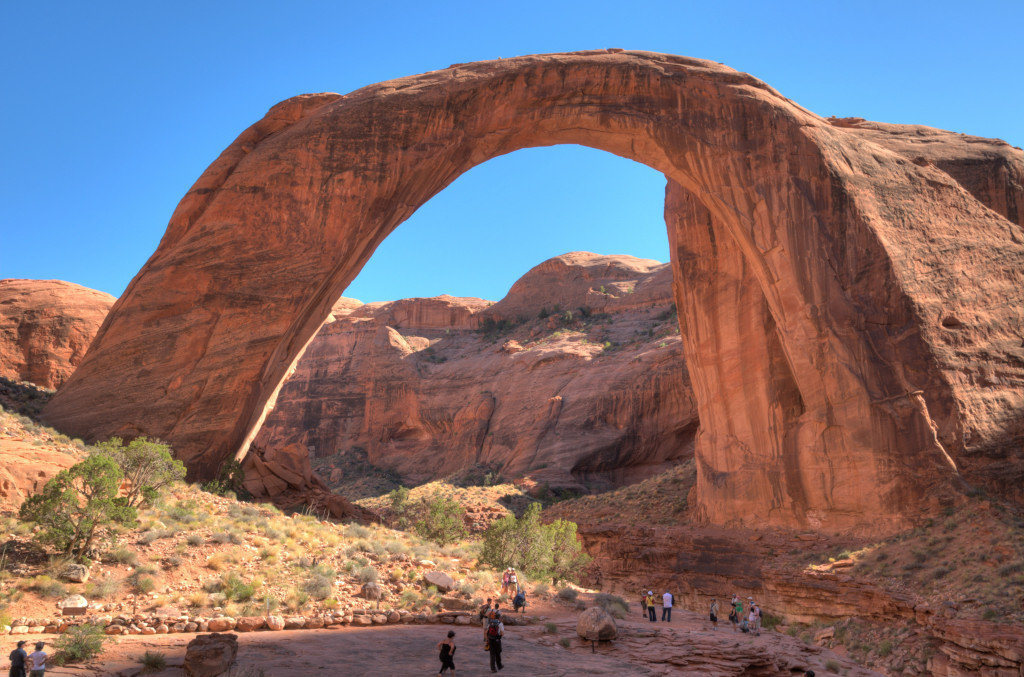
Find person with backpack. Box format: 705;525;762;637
508;569;518;595
485;610;505;672
731;596;743;633
750;604;762;636
436;630;456;676
479;598;493;624
639;590;648;618
661;590;674;622
709;599;719;630
644;591;656;622
512;589;526;613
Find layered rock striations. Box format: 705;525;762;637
254;252;697;491
42;51;1024;533
0;280;115;389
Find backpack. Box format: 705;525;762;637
486;619;501;638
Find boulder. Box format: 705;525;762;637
206;617;236;632
60;563;90;584
234;617;265;632
422;571;455;593
361;581;382;601
184;633;238;677
576;607;617;641
265;615;284;631
59;594;89;616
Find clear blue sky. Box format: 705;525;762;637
2;1;1021;303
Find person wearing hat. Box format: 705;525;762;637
644;591;656;622
8;640;27;677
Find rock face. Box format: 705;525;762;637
42;51;1024;534
577;606;617;640
254;253;695;490
240;442;375;522
0;279;115;389
0;438;82;512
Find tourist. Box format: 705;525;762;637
501;569;511;596
437;630;456;676
26;643;45;677
709;599;719;630
640;590;648;618
8;640;27;677
645;591;656;622
513;589;526;613
752;604;762;636
484;602;502;642
661;590;673;622
747;605;759;636
508;568;518;595
479;598;493;623
731;595;743;633
485;610;505;672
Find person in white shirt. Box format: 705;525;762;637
27;642;46;677
661;591;674;622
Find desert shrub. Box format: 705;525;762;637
760;611;782;630
399;589;420;608
556;587;578;602
480;503;590;583
346;524;372;539
559;637;571;648
139;528;176;545
302;565;335;600
107;545;141;566
200;459;247;498
85;576;122;599
825;660;840;672
209;530;242;545
413;493;467;546
544;622;558;634
357;565;379;583
19;455;136;560
94;437;185;508
131;575;156;594
185;533;204;547
52;623;107;664
284;588;310;612
26;575;66;598
878;639;893;657
139;650;167;671
388;486;410;514
533;583;550;597
594;592;629;618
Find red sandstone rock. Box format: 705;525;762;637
0;280;114;389
254;253;695;490
42;51;1024;534
184;633;238;677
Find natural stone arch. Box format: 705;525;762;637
43;50;1024;533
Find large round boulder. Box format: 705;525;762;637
422;570;455;593
577;606;617;641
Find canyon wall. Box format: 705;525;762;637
254;252;697;491
0;279;116;389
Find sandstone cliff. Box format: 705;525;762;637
254;252;697;492
0;279;115;389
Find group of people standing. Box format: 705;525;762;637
641;591;766;636
640;590;674;622
436;597;510;676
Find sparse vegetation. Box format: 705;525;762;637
52;623;107;665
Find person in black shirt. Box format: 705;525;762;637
8;640;27;677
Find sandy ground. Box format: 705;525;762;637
5;601;880;676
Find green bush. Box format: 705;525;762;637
84;576;122;599
201;459;247;498
139;650;167;671
131;575;156;594
27;575;66;598
53;623;107;664
357;565;379;583
93;437;185;508
480;503;591;584
413;493;467;546
19;455;136;560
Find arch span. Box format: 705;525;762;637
44;50;1024;532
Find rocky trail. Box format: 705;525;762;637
19;600;877;676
